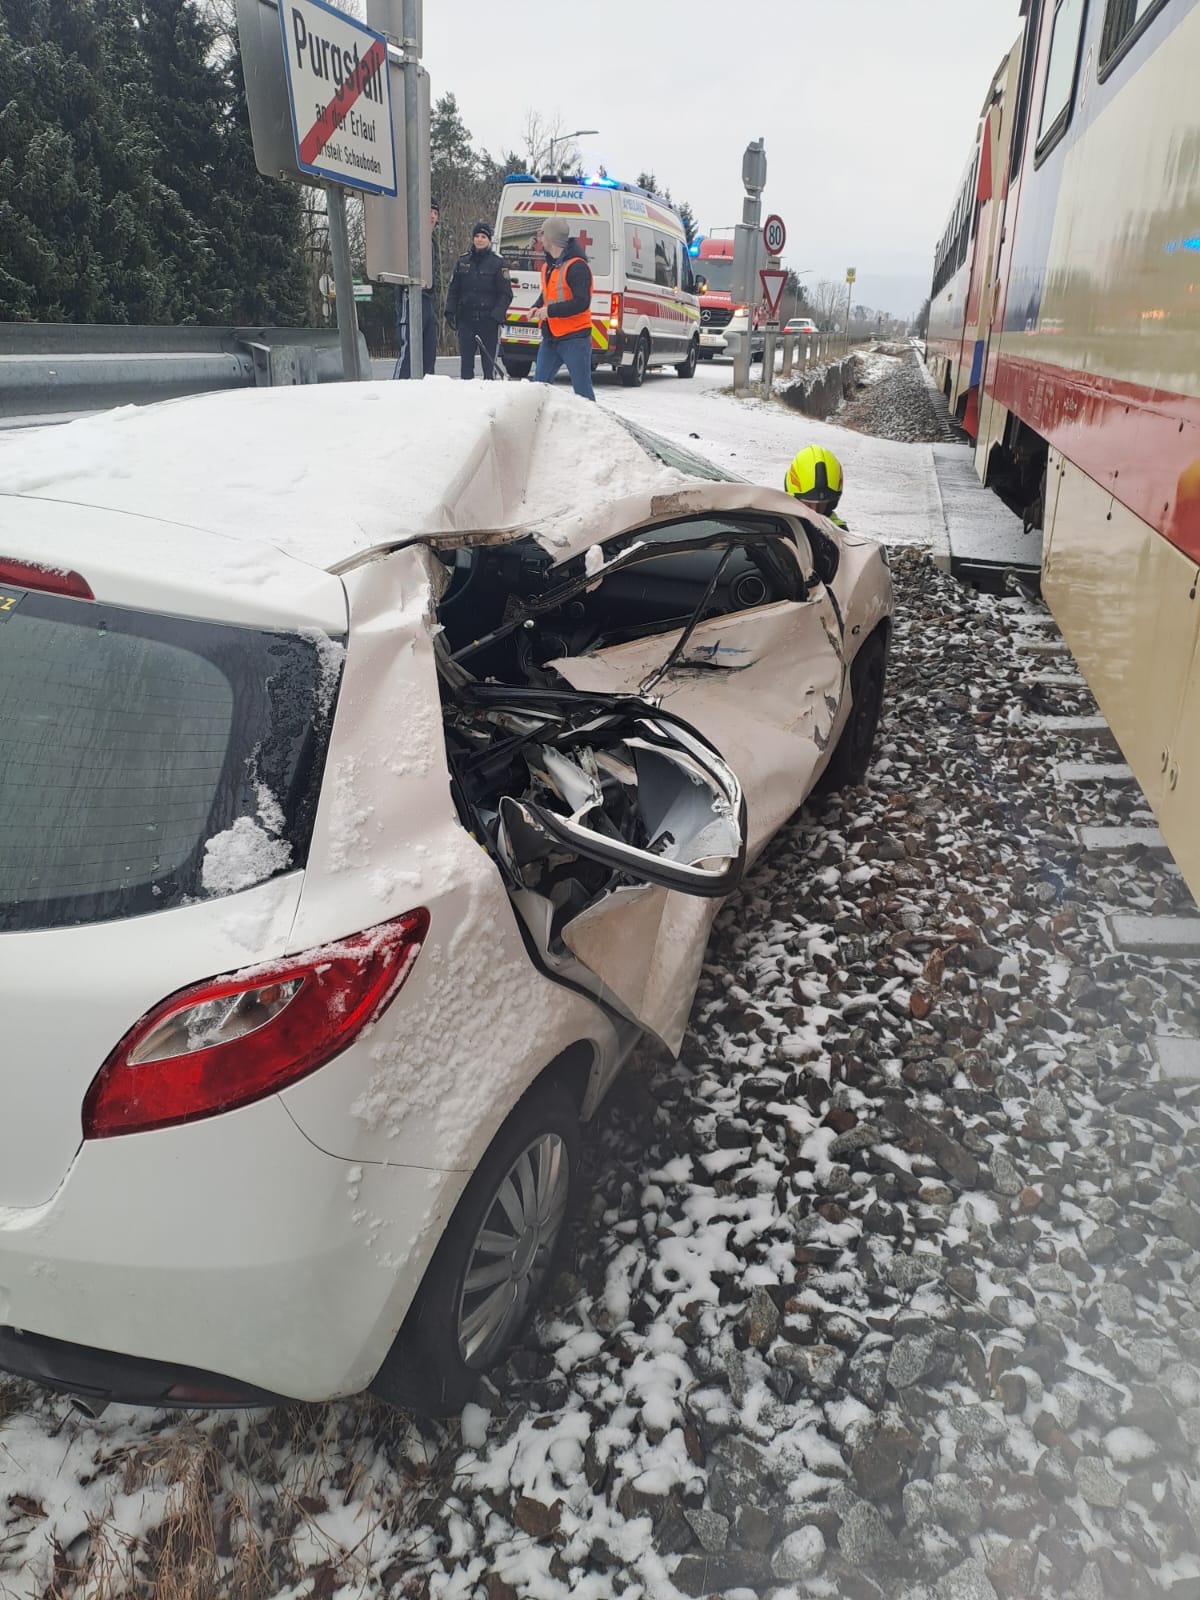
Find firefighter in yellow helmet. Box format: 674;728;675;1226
784;445;847;527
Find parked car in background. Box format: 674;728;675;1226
785;317;819;337
0;382;891;1416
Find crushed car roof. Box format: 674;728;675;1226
0;382;741;573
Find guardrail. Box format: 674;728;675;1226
777;332;837;379
0;323;370;423
725;329;872;390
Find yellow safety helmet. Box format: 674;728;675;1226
784;445;844;515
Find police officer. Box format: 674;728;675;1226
444;220;513;380
784;445;849;527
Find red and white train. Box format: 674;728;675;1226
928;0;1200;898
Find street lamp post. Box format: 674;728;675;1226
789;267;813;316
546;129;598;174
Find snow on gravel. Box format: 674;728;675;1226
3;368;1199;1600
833;348;953;445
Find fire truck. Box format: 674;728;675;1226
691;235;765;363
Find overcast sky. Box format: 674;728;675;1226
418;0;1024;319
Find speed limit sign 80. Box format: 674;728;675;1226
762;214;786;255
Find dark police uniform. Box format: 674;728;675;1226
444;231;512;380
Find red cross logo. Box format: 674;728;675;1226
578;227;594;252
631;230;643;259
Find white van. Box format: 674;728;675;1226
494;177;702;388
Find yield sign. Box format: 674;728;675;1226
759;269;788;318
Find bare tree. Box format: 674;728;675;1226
522;111;583;176
810;278;847;333
299;186;333;325
199;0;236;50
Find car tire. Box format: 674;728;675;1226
675;340;698;379
370;1083;581;1416
619;334;650;387
815;631;886;795
503;356;533;380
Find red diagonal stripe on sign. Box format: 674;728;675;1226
299;38;386;167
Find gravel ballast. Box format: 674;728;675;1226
835;347;952;443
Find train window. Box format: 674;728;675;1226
967;154;981;245
1010;0;1045;180
1036;0;1088;158
1099;0;1168;76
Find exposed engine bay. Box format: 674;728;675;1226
428;517;835;1034
444;684;744;949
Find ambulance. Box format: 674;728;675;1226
494;176;702;387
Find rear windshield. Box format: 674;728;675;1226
0;587;343;932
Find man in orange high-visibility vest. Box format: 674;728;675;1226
531;217;595;401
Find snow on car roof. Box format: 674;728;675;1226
0;381;707;572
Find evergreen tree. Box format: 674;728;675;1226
428;94;523;339
0;0;306;325
213;40;308;324
0;0;165;320
636;171;697;243
126;0;227;320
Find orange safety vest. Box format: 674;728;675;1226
540;253;593;339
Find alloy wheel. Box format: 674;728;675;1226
456;1132;572;1367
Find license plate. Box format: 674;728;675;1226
506;325;541;343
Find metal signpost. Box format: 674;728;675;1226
239;0;427;383
279;0;396;382
759;258;787;398
845;266;857;352
732;139;767;392
360;1;432;302
362;0;431;377
758;213;787;396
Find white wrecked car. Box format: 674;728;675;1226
0;381;891;1413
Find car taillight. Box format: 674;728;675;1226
609;292;622;330
82;910;431;1139
0;556;93;600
